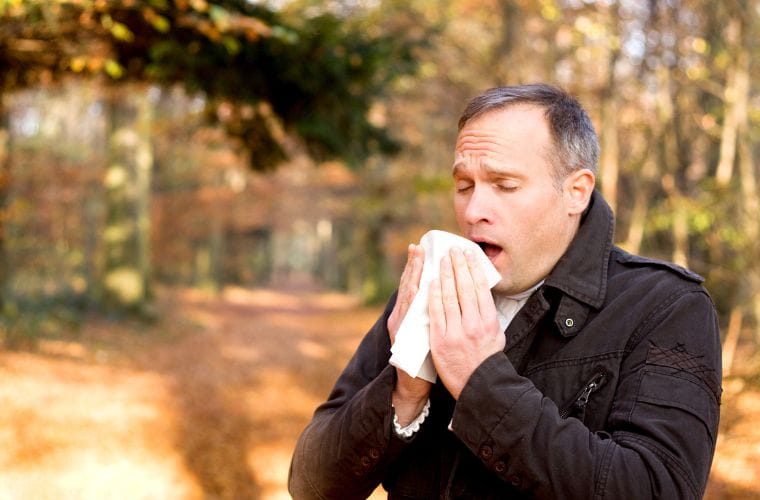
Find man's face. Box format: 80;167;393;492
453;104;580;295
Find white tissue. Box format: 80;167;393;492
389;230;503;382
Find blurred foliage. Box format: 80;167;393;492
0;0;427;168
0;0;759;355
1;4;759;497
1;289;85;349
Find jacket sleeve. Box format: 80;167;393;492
450;289;722;499
289;293;415;499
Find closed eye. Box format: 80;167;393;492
496;184;519;192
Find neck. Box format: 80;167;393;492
496;280;544;301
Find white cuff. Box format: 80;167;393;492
393;398;431;438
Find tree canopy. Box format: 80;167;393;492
0;0;425;169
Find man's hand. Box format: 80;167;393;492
429;247;503;400
388;243;432;426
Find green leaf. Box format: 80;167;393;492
271;25;299;44
209;5;230;31
104;59;125;79
149;0;170;10
222;36;240;55
110;22;135;42
149;14;171;33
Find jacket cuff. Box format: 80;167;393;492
450;352;535;482
338;363;415;477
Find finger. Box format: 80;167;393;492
398;243;414;291
450;247;478;320
428;278;445;341
439;255;462;325
408;244;425;294
401;244;420;299
464;248;497;316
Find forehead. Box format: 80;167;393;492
454;104;554;173
457;104;550;149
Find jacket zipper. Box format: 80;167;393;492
560;370;607;419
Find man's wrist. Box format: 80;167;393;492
393;398;430;438
392;390;429;427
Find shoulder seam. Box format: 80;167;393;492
624;288;709;353
612;248;704;284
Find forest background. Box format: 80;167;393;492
0;0;759;498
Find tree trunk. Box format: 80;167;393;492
670;198;689;268
102;86;153;312
135;89;154;301
0;97;10;313
654;62;689;267
721;306;743;377
360;219;391;304
622;155;657;254
209;207;224;293
599;3;621;215
600;93;619;214
715;19;749;187
738;121;760;344
494;2;523;85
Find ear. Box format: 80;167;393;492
563;168;595;215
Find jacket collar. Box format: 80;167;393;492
543;190;614;310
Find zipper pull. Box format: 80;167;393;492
559;370;608;419
574;373;605;410
575;382;598;408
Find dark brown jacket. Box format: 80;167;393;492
289;192;722;499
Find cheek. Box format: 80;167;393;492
509;195;564;247
453;196;469;225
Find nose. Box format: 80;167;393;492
462;185;495;226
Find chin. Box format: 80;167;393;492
491;279;512;295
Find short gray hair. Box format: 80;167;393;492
458;84;599;181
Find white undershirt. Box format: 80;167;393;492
392;281;543;437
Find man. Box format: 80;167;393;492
289;84;721;499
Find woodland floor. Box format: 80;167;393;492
0;286;758;499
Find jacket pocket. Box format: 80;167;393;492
560;367;609;422
634;368;718;443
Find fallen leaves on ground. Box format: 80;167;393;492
0;287;757;499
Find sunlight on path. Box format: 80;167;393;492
0;287;382;499
1;287;758;499
0;352;201;499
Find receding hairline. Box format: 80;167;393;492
458;99;553;131
457;84;600;180
455;103;566;181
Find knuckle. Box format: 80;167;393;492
460;288;476;301
462;318;479;335
444;297;459;309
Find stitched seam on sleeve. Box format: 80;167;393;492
487;385;535;438
624;288;705;353
642;369;717;404
299;427;329;500
630;370;718;443
616;431;700;499
593;439;616;500
638;395;708;420
626;370;646;422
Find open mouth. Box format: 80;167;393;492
474;240;503;261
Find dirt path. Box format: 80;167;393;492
0;286;758;499
0;287;382;499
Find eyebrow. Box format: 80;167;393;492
451;160;523;179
